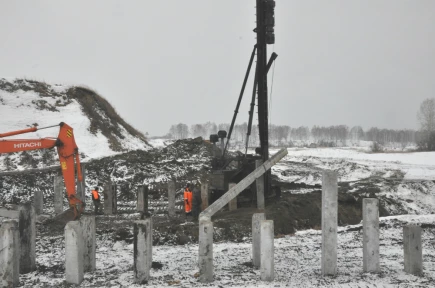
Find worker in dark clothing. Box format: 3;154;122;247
192;184;202;221
91;187;101;215
184;183;193;217
275;186;281;201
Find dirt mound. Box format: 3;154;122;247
0;137;214;204
0;79;148;151
67;86;148;151
0;78;64;97
0;78;151;178
161;137;215;158
86;137;214;197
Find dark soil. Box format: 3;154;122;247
210;188;390;239
0;137;216;205
38;179;395;246
152;262;163;270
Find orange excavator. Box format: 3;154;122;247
0;122;84;220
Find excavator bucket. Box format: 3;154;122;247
51;208;79;225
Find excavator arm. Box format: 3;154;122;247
0;122;84;220
0;138;58;153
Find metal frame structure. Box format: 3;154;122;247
215;0;277;196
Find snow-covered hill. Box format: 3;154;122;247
0;78;151;170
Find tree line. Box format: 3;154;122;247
166;122;418;148
165;98;435;151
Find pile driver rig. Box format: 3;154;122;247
209;0;277;203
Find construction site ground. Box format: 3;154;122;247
2;144;435;286
19;182;435;287
39;179;388;246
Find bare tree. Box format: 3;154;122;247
235;123;248;143
218;123;230;133
311;126;320;142
191;124;206;138
204;122;217;137
278;125;290;142
168;125;177;139
337;125;348;144
399;130;410;150
177;123;189;139
292;126;309;141
417;98;435;150
168;123;189;139
366;127;380;143
249;125;259;147
418;98;435;133
350;126;364;144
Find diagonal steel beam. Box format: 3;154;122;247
200;148;288;222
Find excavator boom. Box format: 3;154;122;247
0;122;84;221
0;138;58;153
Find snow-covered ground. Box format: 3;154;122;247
285;147;434;167
2;139;435;287
18;215;435;287
269;147;435;216
148;138;175;148
272;147;435;183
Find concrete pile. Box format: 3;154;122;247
65;216;96;285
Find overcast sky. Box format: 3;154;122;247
1;0;434;136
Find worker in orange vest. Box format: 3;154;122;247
91;187;101;215
184;183;193;217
